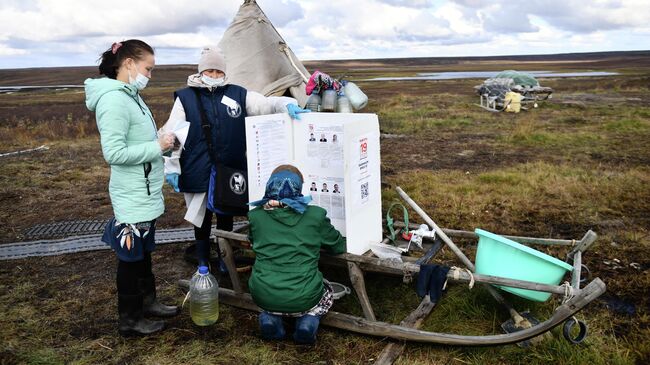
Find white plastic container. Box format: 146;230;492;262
343;82;368;110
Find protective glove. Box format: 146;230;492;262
286;104;310;120
165;173;180;192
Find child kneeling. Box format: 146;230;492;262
248;165;346;344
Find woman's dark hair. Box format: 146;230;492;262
98;39;154;79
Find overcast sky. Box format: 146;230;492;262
0;0;649;69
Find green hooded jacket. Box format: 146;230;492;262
248;205;346;313
84;78;164;224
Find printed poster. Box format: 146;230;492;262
350;131;380;206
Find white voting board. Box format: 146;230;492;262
245;112;382;255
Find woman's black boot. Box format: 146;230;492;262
118;293;165;336
140;275;180;318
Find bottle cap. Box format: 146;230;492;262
198;266;209;275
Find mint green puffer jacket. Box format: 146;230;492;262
85;78;164;224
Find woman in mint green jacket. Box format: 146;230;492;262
85;40;178;337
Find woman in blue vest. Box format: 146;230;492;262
161;46;309;269
85;40;180;337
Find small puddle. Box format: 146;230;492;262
364;71;619;81
600;295;636;316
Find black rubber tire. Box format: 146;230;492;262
563;318;588;344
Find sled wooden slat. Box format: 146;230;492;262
218;238;243;294
570;230;598;255
571;250;583;290
348;262;376;321
373;296;436;365
216;278;605;346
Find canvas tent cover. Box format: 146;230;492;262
493;70;540;87
218;0;310;106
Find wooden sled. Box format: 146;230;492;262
476;85;553;112
189;186;605;360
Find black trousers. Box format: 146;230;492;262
117;251;152;296
194;209;234;241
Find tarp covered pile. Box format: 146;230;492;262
474;70;553;112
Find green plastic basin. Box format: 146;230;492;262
474;228;573;302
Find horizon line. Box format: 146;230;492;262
1;49;648;71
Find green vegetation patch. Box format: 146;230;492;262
604;118;650;132
383;161;650;238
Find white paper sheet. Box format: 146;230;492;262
245;112;382;255
183;192;207;227
245;114;293;201
173;121;191;148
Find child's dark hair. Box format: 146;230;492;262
272;164;304;182
98;39;154;79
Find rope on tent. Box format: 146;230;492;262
280;43;309;82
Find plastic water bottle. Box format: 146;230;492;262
305;93;321;112
336;91;353;113
189;266;219;326
321;89;337;112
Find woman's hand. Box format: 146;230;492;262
172;137;181;151
158;132;175;152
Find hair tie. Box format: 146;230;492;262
111;42;123;55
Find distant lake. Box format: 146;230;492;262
0;70;620;92
364;71;619;81
0;85;84;94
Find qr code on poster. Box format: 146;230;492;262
360;182;369;200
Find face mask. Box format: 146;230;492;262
128;65;149;90
201;74;225;88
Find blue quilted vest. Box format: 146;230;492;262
174;85;248;193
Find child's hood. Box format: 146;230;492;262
265;207;303;227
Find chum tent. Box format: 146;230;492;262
218;0;311;106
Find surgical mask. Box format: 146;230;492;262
128;67;149;90
201;74;225;88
